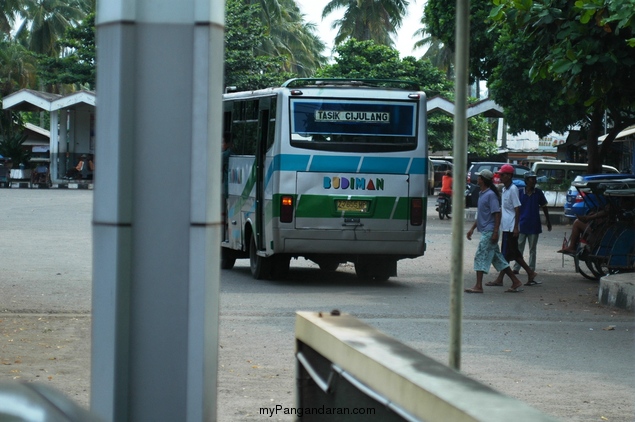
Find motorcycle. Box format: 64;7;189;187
436;192;452;220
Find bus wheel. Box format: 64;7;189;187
355;259;394;281
318;260;340;272
271;255;290;280
221;248;236;270
250;234;272;279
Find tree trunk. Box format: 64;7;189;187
586;107;603;174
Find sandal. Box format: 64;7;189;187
504;287;524;293
464;288;483;294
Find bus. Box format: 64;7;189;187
221;78;429;280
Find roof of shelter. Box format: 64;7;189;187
598;125;635;142
426;95;504;118
3;89;504;118
51;90;95;111
2;89;62;111
25;122;50;138
2;89;95;112
467;98;504;118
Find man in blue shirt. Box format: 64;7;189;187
512;172;552;277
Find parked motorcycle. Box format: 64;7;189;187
436;192;452;220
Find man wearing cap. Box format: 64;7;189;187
465;169;524;293
512;172;552;276
488;164;538;287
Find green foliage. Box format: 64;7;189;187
254;0;326;76
0;109;31;165
225;0;295;91
317;39;496;154
490;0;635;172
37;12;95;90
0;39;37;96
489;28;584;137
322;0;408;47
15;0;90;57
423;0;501;81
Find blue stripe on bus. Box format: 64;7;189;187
309;156;361;172
274;154;426;174
411;158;426;175
360;157;410;174
278;154;311;171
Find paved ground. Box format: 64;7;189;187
0;189;633;421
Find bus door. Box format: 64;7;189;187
255;100;270;250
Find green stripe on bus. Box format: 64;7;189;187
283;194;412;220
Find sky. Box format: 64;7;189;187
294;0;427;60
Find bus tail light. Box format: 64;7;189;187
410;198;423;226
280;196;294;223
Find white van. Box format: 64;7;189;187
531;162;619;184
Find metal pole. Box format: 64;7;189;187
91;0;224;420
449;0;470;371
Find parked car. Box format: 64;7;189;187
563;173;635;220
465;162;530;207
532;162;619;185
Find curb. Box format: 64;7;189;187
2;181;93;190
599;274;635;312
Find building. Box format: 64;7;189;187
2;89;96;184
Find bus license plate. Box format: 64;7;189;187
336;200;369;213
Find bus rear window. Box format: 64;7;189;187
290;98;418;152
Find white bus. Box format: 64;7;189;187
221;78;429;280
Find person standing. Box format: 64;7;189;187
512;171;552;275
488;164;537;287
465;169;524;293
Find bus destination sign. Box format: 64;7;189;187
315;110;390;123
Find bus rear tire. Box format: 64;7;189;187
271;255;291;280
221;248;236;270
250;234;272;279
318;261;340;272
355;259;394;281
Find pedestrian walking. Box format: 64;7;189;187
512;171;552;275
488;164;537;287
465;169;524;293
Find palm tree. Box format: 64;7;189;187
0;39;37;96
249;0;327;76
413;28;454;79
0;0;23;37
322;0;409;47
14;0;91;57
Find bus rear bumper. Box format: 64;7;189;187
278;230;424;256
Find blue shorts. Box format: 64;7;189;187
474;231;510;274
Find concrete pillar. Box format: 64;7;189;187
49;110;59;182
59;110;68;178
91;0;224;420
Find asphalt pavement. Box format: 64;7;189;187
0;189;633;422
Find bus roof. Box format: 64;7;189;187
281;78;421;91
